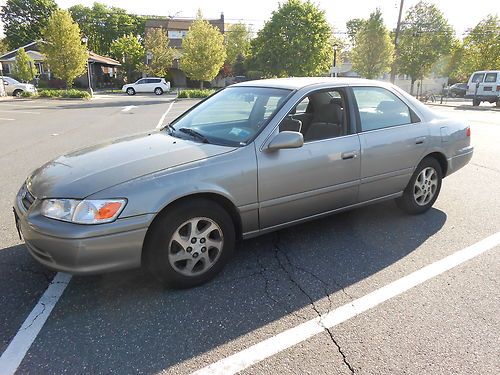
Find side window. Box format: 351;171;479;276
484;73;497;83
136;79;146;84
353;87;412;132
471;73;485;83
279;89;347;142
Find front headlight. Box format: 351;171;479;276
41;199;126;224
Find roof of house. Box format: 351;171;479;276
0;41;42;61
88;52;121;66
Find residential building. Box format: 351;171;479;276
0;41;121;89
144;14;225;87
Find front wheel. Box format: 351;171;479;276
144;199;235;288
13;89;23;97
396;157;442;215
126;87;136;96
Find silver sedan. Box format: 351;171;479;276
14;78;473;288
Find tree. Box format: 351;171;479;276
225;23;252;65
461;15;500;74
13;48;38;82
346;18;366;45
0;39;8;55
41;10;88;88
397;1;454;94
143;28;175;78
250;0;333;77
69;3;145;56
349;9;394;79
110;34;144;82
181;11;226;88
0;0;57;49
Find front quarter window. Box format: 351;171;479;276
169;87;291;146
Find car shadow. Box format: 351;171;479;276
5;201;447;374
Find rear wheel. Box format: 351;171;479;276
126;87;136;96
496;100;500;108
144;199;235;288
396;157;442;215
154;87;163;95
472;99;480;106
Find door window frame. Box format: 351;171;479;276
349;86;421;134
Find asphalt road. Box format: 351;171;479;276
0;94;498;375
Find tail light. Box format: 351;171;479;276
496;85;500;91
466;127;471;137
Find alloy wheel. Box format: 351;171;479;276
168;217;224;277
413;167;438;206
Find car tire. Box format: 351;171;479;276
472;99;480;106
396;157;443;215
13;89;23;97
144;198;235;288
126;88;136;96
496;100;500;108
154;87;163;95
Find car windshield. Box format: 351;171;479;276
169;86;292;146
5;77;20;84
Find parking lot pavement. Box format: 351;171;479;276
0;96;499;374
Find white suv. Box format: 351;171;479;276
2;77;37;97
465;70;500;107
122;78;171;96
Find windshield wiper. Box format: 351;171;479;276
178;128;210;143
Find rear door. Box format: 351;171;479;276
352;86;429;202
478;72;499;98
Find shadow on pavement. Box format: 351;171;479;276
7;200;447;374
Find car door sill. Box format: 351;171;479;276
242;191;403;239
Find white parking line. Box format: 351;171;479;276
0;110;40;115
192;232;500;375
0;272;72;375
121;105;137;112
156;100;176;129
0;118;15;121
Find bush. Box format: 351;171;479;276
20;91;37;98
38;89;91;99
178;89;216;98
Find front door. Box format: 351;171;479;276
352;86;429;202
257;88;361;229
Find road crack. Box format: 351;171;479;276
272;232;356;374
22;302;46;331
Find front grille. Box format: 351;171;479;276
21;187;35;210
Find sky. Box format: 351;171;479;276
1;0;498;38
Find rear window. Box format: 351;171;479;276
471;73;485;83
484;73;497;83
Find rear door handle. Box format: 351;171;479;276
341;151;358;160
415;136;426;144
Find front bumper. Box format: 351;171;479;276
14;188;153;274
447;146;474;176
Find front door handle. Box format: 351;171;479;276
415;136;426;144
341;151;358;160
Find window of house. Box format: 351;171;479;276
353;87;412;132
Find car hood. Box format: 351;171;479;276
27;132;236;199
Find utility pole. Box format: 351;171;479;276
390;0;404;83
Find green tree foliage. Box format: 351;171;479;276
397;1;454;94
434;39;467;83
69;2;145;56
110;34;144;82
181;11;226;88
346;18;366;45
0;0;57;49
250;0;333;77
41;10;88;87
225;23;252;65
143;28;175;78
461;15;500;74
0;39;9;55
13;47;38;82
349;9;394;79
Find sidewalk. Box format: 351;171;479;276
425;97;500;111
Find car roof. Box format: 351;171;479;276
232;77;388;90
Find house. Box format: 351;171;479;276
144;14;225;87
0;41;121;89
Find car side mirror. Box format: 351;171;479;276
3;81;8;86
267;131;304;151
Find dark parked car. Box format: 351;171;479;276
444;83;467;98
